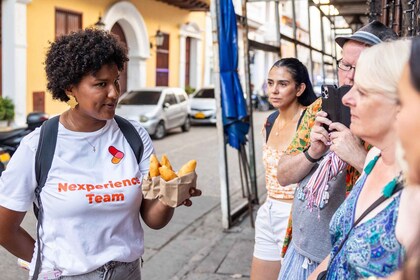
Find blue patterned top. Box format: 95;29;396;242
326;171;405;280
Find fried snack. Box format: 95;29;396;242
178;160;197;177
161;154;173;170
159;165;178;181
149;154;161;178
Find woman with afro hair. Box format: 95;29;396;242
0;28;201;279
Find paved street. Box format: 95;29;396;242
0;110;271;279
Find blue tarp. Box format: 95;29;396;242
217;0;250;150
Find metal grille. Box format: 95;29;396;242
376;0;420;36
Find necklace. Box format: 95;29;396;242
85;139;97;152
84;124;107;152
364;154;403;198
274;109;301;136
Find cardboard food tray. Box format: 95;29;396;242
142;171;197;208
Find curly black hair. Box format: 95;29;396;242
45;28;129;102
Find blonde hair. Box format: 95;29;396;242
355;39;411;100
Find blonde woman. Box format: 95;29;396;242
308;39;411;280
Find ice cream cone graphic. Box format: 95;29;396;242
108;146;124;164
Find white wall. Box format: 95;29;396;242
2;0;31;125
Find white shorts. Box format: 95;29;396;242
253;197;292;261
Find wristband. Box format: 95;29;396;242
303;146;321;163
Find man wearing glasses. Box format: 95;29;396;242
337;59;356;84
276;21;397;280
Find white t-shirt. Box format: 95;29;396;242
0;118;154;276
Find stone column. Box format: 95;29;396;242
2;0;31;125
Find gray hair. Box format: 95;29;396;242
355;39;411;100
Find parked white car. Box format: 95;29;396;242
116;87;191;139
189;87;217;125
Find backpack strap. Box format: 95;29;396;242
114;115;144;164
265;109;307;143
34;116;60;217
33;115;144;214
32;115;60;280
32;115;143;280
297;108;306;130
265;110;280;142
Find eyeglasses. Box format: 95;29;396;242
337;59;356;72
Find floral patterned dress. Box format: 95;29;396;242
326;163;405;279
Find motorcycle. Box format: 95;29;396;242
0;112;49;174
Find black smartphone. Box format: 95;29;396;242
321;85;351;131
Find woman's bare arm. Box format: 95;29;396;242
0;206;35;262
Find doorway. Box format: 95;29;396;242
111;22;128;94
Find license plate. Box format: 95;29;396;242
194;112;205;119
0;152;11;166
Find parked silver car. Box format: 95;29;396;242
189;87;217;125
116;87;191;139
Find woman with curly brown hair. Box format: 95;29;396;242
0;28;200;280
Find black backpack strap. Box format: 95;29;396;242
34;115;60;216
32;115;142;279
33;115;59;280
265;110;280;142
265;108;308;143
297;108;307;130
114;115;144;164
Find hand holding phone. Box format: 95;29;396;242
321;85;351;131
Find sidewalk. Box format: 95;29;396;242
142;195;257;280
141;112;267;279
0;195;259;280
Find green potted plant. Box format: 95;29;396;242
0;97;15;126
185;85;196;95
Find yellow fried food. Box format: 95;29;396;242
159;165;178;181
178;160;197;177
149;154;161;177
161;154;173;170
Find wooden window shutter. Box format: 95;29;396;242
32;91;45;113
55;9;82;40
156;33;170;86
185;37;191;87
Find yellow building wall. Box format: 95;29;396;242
138;0;187;87
26;0;207;116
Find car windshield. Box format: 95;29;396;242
194;89;214;99
119;91;162;105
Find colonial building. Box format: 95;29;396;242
1;0;210;124
3;0;414;125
